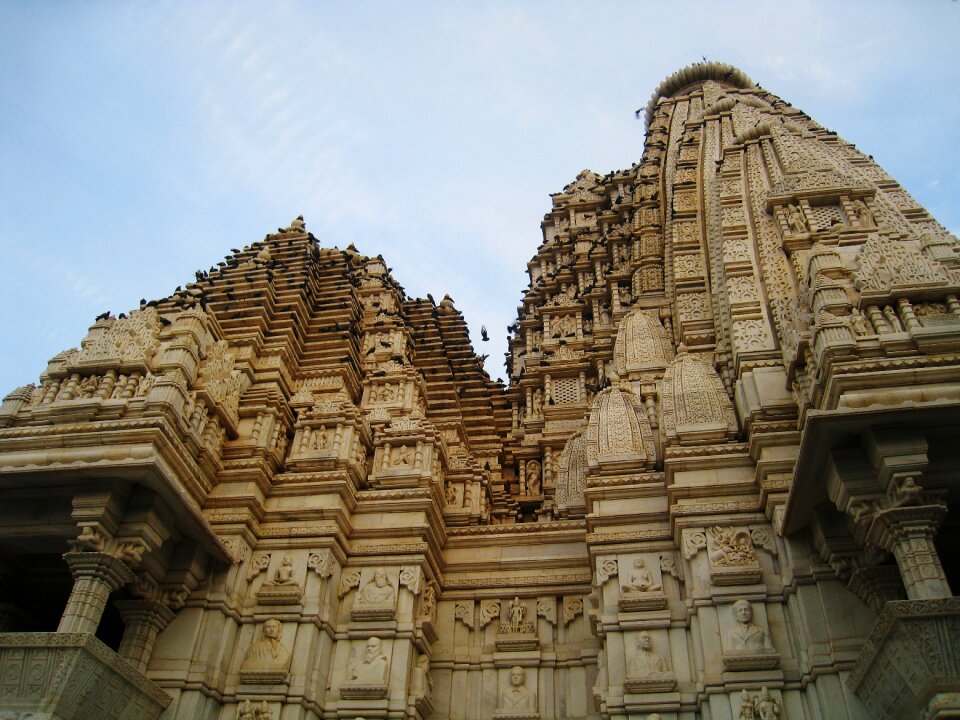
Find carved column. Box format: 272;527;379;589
115;598;175;671
58;551;136;634
867;505;951;600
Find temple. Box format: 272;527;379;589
1;62;958;720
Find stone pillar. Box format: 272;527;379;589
115;598;175;672
59;551;135;634
867;505;951;600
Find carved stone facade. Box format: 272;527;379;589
1;62;959;719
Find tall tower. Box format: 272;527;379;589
0;62;957;720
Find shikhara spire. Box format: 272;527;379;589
1;63;959;720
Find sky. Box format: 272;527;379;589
1;1;959;393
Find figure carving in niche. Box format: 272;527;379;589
756;687;781;720
395;445;413;467
238;700;255;720
532;330;543;351
739;690;756;720
619;285;633;306
532;390;543;418
623;558;661;593
784;203;807;235
627;631;670;678
411;654;432;701
238;700;271;720
498;666;535;711
850;307;870;336
240;619;292;675
508;596;526;629
360;568;395;606
553;315;576;338
599;304;611;327
445;483;458;506
311;427;330;450
851;198;874;227
882;305;903;332
348;637;389;685
271;555;296;585
727;600;773;653
382;383;395;402
709;528;756;567
526;461;541;496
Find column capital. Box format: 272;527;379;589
63;551;136;591
865;504;948;552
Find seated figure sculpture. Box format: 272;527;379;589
271;555;296;585
623;558;661;593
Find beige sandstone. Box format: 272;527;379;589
0;62;959;720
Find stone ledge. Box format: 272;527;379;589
0;632;171;720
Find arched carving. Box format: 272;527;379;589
660;348;738;445
613;310;674;378
556;432;587;512
585;385;657;470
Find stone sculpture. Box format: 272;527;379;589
360;568;395;605
497;666;536;714
346;636;389;687
239;619;291;682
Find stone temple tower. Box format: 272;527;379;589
0;62;958;720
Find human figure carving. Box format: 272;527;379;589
627;631;670;678
882;305;903;332
532;390;543;418
271;555;296;585
739;689;756;720
785;203;807;234
623;558;661;593
851;199;874;227
240;618;292;675
445;483;458;506
498;666;535;711
849;307;870;336
395;445;413;467
411;654;432;701
727;600;773;653
238;700;256;720
508;596;526;629
359;568;395;605
348;636;389;685
526;461;541;496
756;687;780;720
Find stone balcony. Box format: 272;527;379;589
0;632;170;720
848;598;960;720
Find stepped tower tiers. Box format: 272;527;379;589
0;62;958;720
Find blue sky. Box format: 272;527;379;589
2;1;959;392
